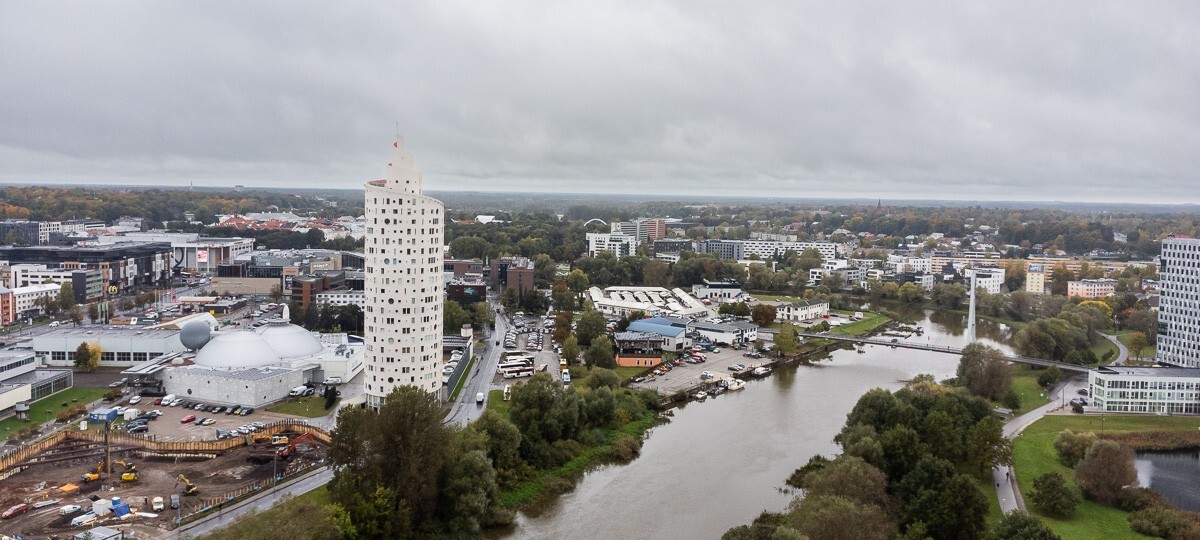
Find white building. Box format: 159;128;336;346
13;283;60;317
1089;366;1200;415
363;138;445;407
776;299;830;323
1158;236;1200;368
965;267;1006;294
587;233;640;257
691;280;745;301
587;286;709;318
36;327;184;367
315;290;366;307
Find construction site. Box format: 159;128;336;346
0;421;329;539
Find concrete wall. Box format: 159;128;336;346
0;384;31;416
163;367;305;408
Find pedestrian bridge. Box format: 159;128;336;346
796;332;1093;374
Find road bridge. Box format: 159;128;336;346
797;332;1092;374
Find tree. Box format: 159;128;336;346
993;511;1062;540
566;269;590;293
956;343;1013;401
67;305;84;326
440;450;502;535
965;416;1011;477
472;302;495;328
751;304;778;327
85;342;102;370
468;410;524;486
788;495;895;540
1127;331;1149;360
585;335;616;369
74;342;93;370
87;303;100;323
1050;264;1075;296
443;301;472;335
561;335;581;366
1053;430;1097;467
1037;365;1062;389
329;386;455;536
773;324;799;357
575;309;606;347
897;282;924;304
323;385;338;410
1075;440;1137;505
269;284;283;303
57;283;76;311
551;281;576;312
1030;471;1080;518
798;456;890;509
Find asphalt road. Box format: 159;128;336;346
445;305;509;427
169;466;335;540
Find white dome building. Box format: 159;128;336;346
258;324;325;359
193;331;281;369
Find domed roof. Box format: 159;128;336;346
257;323;324;359
194;331;281;369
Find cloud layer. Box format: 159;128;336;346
2;2;1197;202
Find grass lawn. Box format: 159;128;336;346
1005;365;1052;415
0;386;108;440
266;397;333;418
831;312;891;337
447;355;477;402
612;365;650;381
1012;415;1200;539
1090;338;1120;365
486;389;511;420
1106;330;1157;361
199;486;332;540
751;293;807;304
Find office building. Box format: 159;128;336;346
587;233;640;257
0;243;171;292
1089;366;1200;414
7;264;103;303
610;218;666;244
363;138;445;406
1158;236;1200;368
490;256;535;295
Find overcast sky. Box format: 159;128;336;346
1;2;1197;203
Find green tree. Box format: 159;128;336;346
551;281;576;312
788;495;894;540
73;342;92;369
798;456;890;508
1037;365;1062;389
1030;471;1080;518
472;302;495;328
751;304;777;327
897;282;923;304
993;511;1062;540
566;269;590;293
965;416;1011;476
575;309;606;347
467;410;524;486
57;283;77;311
585;335;616;369
1075;440;1137;505
956;343;1013;401
561;335;581;366
773;324;799;357
86;302;100;323
1052;430;1097;467
1127;331;1149;360
1050;264;1075;296
439;449;503;534
329;386;455;535
443;301;472;335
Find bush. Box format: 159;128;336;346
610;436;641;462
55;405;86;423
1075;440;1137;505
1030;472;1079;518
1053;430;1097;467
1001;389;1021;410
1117;487;1164;512
1128;505;1200;540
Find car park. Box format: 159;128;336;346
728;364;746;371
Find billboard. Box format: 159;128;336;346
196;250;209;264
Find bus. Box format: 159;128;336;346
497;360;533;373
503;352;536;362
501;366;535;379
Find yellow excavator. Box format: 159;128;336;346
175;474;198;495
80;462;103;483
115;460;138;482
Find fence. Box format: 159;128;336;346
0;419;329;477
177;461;327;527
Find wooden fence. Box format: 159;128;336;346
0;431;69;480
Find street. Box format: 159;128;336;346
444;304;510;427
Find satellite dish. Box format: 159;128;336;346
180;320;212;350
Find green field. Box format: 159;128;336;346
1012;415;1200;539
831;312;891;336
0;386;108;440
1090;338;1120;365
486;389;511;420
1106;330;1156;360
266;397;332;418
447;355;477;402
1004;365;1052;415
612;365;650;381
751;293;807;304
199;486;332;540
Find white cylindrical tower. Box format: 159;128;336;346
363;137;445;407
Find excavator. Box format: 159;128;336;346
115;460;138;482
175;474;198;496
80;462;103;483
276;432;318;461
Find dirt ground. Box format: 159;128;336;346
0;433;326;538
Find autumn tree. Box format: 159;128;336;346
1127;331;1149;360
956;343;1013;401
1052;430;1097;467
750;304;778;327
1075;440;1137;505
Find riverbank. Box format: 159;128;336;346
1012;415;1200;539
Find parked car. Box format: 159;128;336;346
228;406;241;415
170;494;180;509
2;504;30;519
152;497;164;511
59;504;82;515
129;396;141;405
728;364;746;372
128;425;148;434
240;407;254;415
202;418;216;426
325;377;342;385
180;415;196;423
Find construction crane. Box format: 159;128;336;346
175;474;198;495
276;432;317;460
115;460;138;482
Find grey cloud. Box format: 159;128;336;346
1;1;1197;203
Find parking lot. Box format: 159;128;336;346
627;347;772;395
495;316;562;384
102;401;296;442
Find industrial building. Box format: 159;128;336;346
587;286;710;319
35;326;186;367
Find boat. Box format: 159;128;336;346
725;378;745;391
752;366;771;377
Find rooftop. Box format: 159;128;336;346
1096;366;1200;378
36;327;180;339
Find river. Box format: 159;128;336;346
507;310;1012;539
1135;449;1200;512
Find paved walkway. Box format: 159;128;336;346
168;466;334;539
1101;332;1130;366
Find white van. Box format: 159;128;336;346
288;385;309;397
476;392;485;404
325;377;342;385
152;497;164;511
162;394;176;406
